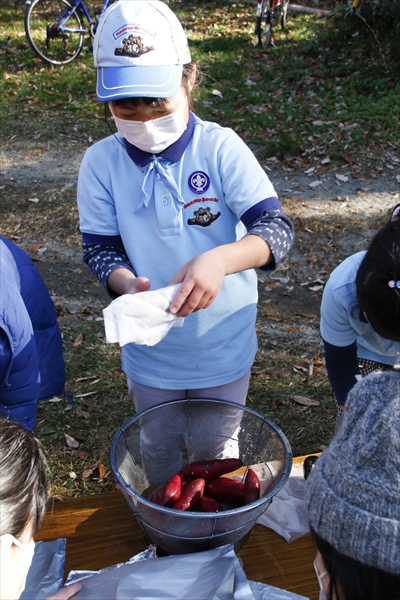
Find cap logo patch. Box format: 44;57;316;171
188;171;210;194
115;35;154;58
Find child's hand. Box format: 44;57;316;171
168;236;272;317
124;276;151;295
45;582;82;599
108;268;150;296
168;250;226;317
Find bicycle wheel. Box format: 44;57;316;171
280;0;289;29
258;0;273;49
24;0;85;65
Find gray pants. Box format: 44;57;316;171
127;373;251;484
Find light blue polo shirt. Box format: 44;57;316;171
78;115;279;388
320;251;400;365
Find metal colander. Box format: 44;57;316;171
110;398;292;554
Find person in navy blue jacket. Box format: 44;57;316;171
0;235;66;431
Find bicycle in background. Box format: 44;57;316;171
255;0;290;49
24;0;113;65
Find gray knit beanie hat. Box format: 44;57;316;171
306;371;400;575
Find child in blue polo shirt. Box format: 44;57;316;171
321;205;400;432
77;0;294;415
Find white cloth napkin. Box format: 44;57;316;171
103;284;184;347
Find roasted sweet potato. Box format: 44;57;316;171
244;468;261;504
199;495;223;512
152;473;183;507
205;477;245;503
173;478;205;511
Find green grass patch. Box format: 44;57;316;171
1;1;399;164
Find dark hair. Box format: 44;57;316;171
356;205;400;341
0;418;48;539
106;62;197;117
313;531;400;600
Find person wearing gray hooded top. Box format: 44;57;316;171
306;371;400;600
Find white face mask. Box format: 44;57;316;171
314;559;329;600
110;104;187;154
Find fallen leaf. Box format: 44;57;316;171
335;173;349;182
28;197;40;203
67;431;87;441
76;406;90;420
309;180;323;188
341;153;353;164
73;333;83;347
293;365;308;372
75;375;101;382
82;466;95;479
292;395;320;406
48;396;63;403
211;89;223;98
309;284;324;292
98;464;107;479
109;371;121;378
64;433;79;448
72;451;85;460
29;244;41;252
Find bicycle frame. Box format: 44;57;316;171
53;0;110;35
256;0;282;23
255;0;288;49
25;0;113;65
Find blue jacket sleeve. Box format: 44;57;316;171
323;339;359;406
0;236;66;400
0;327;40;431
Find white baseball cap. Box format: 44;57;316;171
94;0;191;102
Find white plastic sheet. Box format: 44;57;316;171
256;463;310;542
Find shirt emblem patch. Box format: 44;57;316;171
188;171;210;194
188;207;221;227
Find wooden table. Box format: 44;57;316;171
36;456;319;600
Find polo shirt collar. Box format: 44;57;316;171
124;111;195;167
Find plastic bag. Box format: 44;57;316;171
256;463;310;542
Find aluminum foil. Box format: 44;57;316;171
20;538;66;600
63;544;309;600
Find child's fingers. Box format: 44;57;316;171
45;582;82;600
169;282;193;314
126;276;151;294
172;289;215;317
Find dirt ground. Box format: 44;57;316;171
1;138;399;311
1;138;399;454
